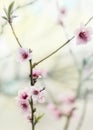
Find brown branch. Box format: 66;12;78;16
32;36;75;68
30;97;35;130
29;59;34;86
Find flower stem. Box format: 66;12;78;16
85;16;93;26
9;23;22;48
29;59;34;86
29;60;36;130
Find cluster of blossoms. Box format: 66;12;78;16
47;91;76;119
16;47;46;120
16;86;45;120
15;9;93;123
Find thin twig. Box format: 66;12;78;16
9;23;22;47
85;16;93;26
14;0;37;11
33;36;75;68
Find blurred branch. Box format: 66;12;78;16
64;116;71;130
76;90;89;130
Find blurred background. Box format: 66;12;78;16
0;0;93;130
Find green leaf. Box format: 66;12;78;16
2;16;8;21
8;1;15;19
34;114;44;125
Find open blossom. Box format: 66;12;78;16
47;103;62;119
18;100;30;113
31;87;45;103
17;87;31;101
18;48;32;62
75;25;93;44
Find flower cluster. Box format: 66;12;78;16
16;86;45;120
16;47;46;122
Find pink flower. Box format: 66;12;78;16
18;48;32;62
75;25;93;44
31;87;45;103
19;100;30;113
47;103;62;119
32;69;46;79
17;87;31;101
